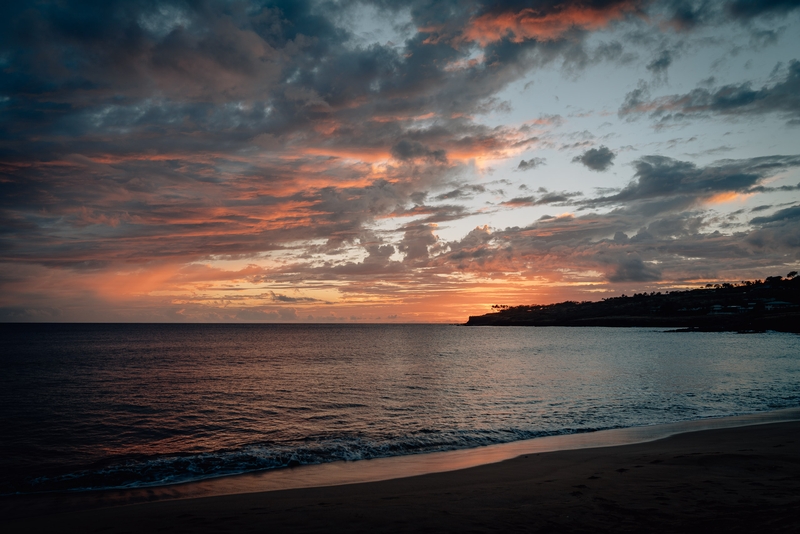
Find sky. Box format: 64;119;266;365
1;0;800;323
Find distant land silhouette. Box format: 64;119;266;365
466;273;800;333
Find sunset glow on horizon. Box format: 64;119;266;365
2;0;800;323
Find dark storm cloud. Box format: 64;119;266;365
572;146;616;171
620;60;800;124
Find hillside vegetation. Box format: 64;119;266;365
465;273;800;333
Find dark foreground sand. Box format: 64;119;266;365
4;421;800;533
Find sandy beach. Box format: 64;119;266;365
3;420;799;533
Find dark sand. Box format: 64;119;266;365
4;421;800;533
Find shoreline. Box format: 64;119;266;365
3;408;799;530
5;418;799;532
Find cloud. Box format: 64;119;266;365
646;50;672;77
582;154;800;215
398;224;438;262
461;0;645;45
390;203;472;224
750;204;800;225
608;257;662;282
270;292;323;303
501;190;582;207
654;0;800;29
424;191;800;291
746;182;800;194
517;157;546;171
391;140;447;163
433;185;486;201
620;60;800;124
1;1;799;321
572;146;616;171
726;0;800;19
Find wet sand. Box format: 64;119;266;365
4;420;800;533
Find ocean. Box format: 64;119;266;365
1;323;798;495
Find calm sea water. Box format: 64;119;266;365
1;324;798;494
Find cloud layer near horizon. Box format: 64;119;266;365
1;0;799;322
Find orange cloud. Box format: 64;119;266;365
463;2;642;45
706;191;751;205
